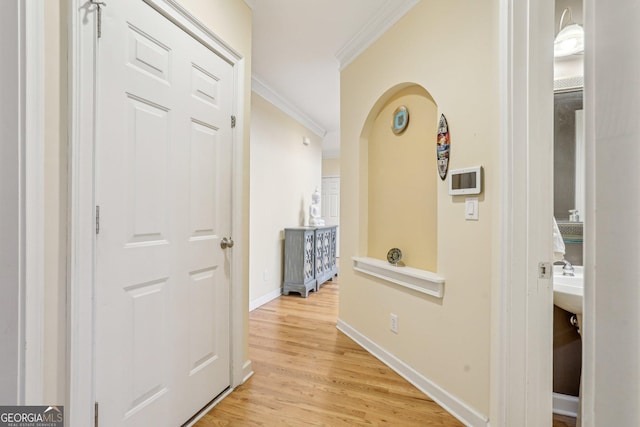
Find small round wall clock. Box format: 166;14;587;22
387;247;403;266
392;106;409;135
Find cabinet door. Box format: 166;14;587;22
304;231;315;282
315;230;324;278
323;231;330;272
330;227;337;271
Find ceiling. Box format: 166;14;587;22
244;0;419;157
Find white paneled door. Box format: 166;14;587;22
321;177;340;257
95;1;233;425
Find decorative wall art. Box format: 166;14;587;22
387;247;403;266
437;114;450;180
392;106;409;135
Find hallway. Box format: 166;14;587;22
195;279;463;425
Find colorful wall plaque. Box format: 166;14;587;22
437;114;450;180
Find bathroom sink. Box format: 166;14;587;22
553;265;583;315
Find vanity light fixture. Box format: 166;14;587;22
554;7;584;58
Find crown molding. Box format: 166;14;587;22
335;0;419;71
243;0;255;10
252;74;327;137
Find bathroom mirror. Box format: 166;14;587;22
554;88;584;220
553;86;584;265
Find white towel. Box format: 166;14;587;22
553;217;566;261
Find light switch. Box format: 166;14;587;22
465;197;479;220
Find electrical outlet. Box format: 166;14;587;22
390;313;398;334
263;269;270;282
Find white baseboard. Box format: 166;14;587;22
337;319;489;427
553;392;579;417
249;287;282;311
242;359;254;384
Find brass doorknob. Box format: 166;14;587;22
220;237;234;249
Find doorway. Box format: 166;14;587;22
67;1;247;425
321;176;340;257
94;1;234;425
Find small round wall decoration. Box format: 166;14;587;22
387;247;403;266
392;106;409;135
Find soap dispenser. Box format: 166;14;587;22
569;209;580;222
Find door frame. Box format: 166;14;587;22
24;0;46;404
492;0;554;425
67;1;247;425
1;0;45;404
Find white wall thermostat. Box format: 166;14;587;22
449;166;483;195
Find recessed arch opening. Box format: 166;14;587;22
358;83;438;270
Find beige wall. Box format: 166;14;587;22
340;0;499;416
249;93;323;305
322;158;340;177
42;0;252;403
367;86;437;271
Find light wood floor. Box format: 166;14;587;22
552;414;577;427
195;279;464;426
194;277;578;426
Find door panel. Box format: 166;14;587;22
321;177;340;257
125;96;170;245
96;1;233;425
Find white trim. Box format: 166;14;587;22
8;0;27;404
143;0;241;63
230;56;250;389
351;257;444;298
252;74;327;138
492;1;554;426
581;0;595;422
337;319;489;427
68;1;248;423
493;1;514;424
553;393;579;418
67;1;97;424
242;360;254;384
24;0;45;404
249;288;281;312
335;0;419;71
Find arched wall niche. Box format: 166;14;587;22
358;83;438;271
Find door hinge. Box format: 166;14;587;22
90;1;107;39
231;115;237;128
538;262;552;279
94;402;99;427
96;205;100;235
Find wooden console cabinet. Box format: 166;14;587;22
283;226;338;297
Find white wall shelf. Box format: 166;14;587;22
352;257;445;298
